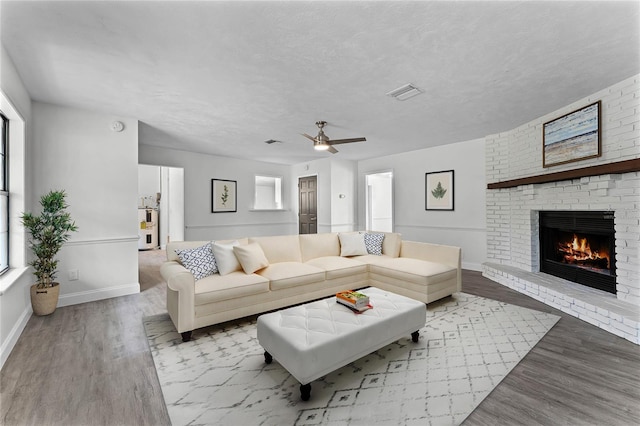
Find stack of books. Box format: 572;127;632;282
336;290;371;312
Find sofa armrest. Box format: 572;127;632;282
400;241;462;291
160;261;196;333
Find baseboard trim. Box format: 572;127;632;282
57;283;140;307
0;304;32;370
462;262;483;272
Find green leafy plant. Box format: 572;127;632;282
221;184;229;206
20;190;78;289
431;181;447;199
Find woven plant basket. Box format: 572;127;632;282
30;282;60;316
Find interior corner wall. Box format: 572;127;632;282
138;144;296;240
357;139;487;271
31;102;140;306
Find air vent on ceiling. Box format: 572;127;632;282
264;139;282;144
386;83;423;101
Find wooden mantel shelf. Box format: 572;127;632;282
487;158;640;189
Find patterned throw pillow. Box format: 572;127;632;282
364;233;385;256
175;242;218;280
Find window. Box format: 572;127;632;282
253;175;283;210
1;112;8;274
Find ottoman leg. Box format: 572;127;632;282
300;383;312;401
181;331;192;342
264;351;273;364
411;331;419;343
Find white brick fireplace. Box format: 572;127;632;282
483;75;640;344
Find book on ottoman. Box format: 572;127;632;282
336;290;370;312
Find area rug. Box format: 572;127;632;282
143;293;560;426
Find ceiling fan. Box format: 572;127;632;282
301;121;366;154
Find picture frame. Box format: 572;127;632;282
211;179;237;213
543;100;601;168
425;170;454;211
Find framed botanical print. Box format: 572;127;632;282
211;179;237;213
425;170;454;211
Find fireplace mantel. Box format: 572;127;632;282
487;158;640;189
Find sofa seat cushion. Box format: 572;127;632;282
257;262;326;291
194;272;269;305
370;258;457;286
351;254;395;266
305;256;368;279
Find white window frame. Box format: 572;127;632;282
252;175;284;211
0;112;8;274
0;89;27;287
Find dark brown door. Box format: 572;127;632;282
298;176;317;234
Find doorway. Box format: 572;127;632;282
138;165;185;248
365;171;393;232
298;175;317;234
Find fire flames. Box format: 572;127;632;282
558;234;609;270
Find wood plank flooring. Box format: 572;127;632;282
1;250;638;425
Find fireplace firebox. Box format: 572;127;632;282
539;211;616;294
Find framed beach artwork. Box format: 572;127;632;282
543;101;601;168
211;179;237;213
425;170;454;211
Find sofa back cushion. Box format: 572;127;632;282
380;232;402;258
299;233;340;262
249;235;302;263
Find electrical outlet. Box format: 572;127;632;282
68;269;79;281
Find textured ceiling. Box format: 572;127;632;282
2;1;639;165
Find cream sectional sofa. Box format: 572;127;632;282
160;232;461;341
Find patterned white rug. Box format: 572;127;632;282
144;293;559;426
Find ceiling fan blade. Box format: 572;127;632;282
301;133;317;142
327;137;366;145
328;145;338;154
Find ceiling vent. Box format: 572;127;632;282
386;83;423;101
264;139;282;144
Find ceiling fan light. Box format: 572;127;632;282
314;141;330;151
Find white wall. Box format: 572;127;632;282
138;164;161;207
139;145;296;240
330;159;357;232
0;45;33;369
31;102;140;306
358;138;487;270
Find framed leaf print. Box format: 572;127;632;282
425;170;454;211
211;179;237;213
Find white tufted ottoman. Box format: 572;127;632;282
256;287;427;400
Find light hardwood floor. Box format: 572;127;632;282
1;250;638;425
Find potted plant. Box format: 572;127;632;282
21;190;78;315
